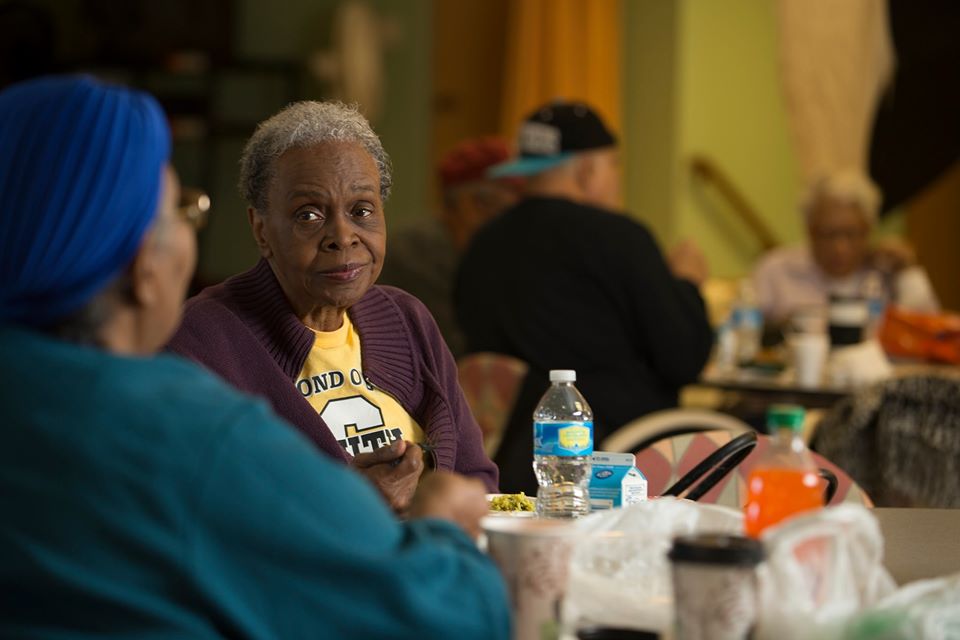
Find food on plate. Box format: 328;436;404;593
489;492;535;512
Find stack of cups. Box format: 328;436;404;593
787;307;829;388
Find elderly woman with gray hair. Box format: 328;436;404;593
169;101;497;509
753;170;940;325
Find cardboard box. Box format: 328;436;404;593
589;451;648;510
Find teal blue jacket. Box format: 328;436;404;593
0;327;509;639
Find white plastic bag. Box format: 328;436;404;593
756;504;897;639
560;501;896;639
562;498;743;634
843;573;960;639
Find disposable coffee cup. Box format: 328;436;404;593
668;534;764;640
828;298;868;347
788;332;829;388
482;517;580;640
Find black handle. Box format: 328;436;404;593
818;468;839;504
662;431;758;501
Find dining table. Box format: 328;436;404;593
873;507;960;585
687;357;960;433
686;361;851;432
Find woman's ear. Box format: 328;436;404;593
248;207;273;258
127;236;162;309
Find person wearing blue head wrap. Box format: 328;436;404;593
0;77;509;639
0;74;171;327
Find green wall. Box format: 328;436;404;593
625;0;800;278
196;0;431;282
233;0;432;232
623;0;679;246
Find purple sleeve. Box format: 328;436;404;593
401;293;500;492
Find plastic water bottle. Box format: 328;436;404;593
861;271;887;339
714;321;738;374
743;405;823;538
533;370;593;518
731;278;763;365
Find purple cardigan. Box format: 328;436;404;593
167;259;498;491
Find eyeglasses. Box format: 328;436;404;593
810;226;868;243
178;188;211;230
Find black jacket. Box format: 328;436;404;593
455;196;713;492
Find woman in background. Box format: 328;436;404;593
754;171;939;325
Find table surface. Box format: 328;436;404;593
873;508;960;585
691;361;960;428
699;360;960;395
699;363;850;397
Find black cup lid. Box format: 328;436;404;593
668;534;764;566
576;627;660;640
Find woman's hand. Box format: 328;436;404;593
351;440;425;513
408;471;488;539
869;237;917;274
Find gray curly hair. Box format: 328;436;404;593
800;170;881;224
239;101;392;211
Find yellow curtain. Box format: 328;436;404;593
776;0;894;186
499;0;622;139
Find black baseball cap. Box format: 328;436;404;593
489;100;617;178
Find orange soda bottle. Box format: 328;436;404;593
744;405;823;538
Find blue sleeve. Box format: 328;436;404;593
186;403;511;640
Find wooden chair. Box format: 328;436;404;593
456;352;528;458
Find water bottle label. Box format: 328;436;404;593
534;421;594;456
732;307;762;329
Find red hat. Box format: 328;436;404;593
438;136;512;188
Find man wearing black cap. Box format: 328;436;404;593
455;101;713;493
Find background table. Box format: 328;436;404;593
685;364;849;432
689;361;960;434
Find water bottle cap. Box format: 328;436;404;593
549;369;576;382
767;404;805;431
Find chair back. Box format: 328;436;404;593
457;352;528;457
603;411;872;508
600;408;752;454
814;374;960;507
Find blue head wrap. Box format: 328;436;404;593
0;75;171;326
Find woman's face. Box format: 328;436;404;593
130;165;197;354
251;140;386;329
807;199;871;279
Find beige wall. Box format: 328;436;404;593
622;0;679;245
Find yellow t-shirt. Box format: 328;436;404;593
295;314;424;457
